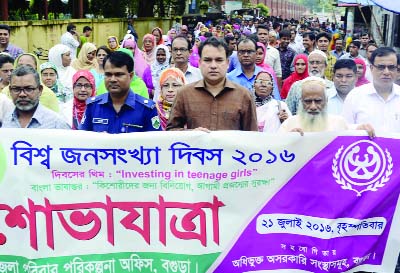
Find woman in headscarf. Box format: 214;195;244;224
142;44;171;100
40;62;68;103
121;37;147;78
253;71;291;132
194;22;204;37
142;34;157;66
255;42;281;100
64;70;96;129
281;54;309;99
345;36;353;52
2;53;60;112
152;27;164;46
48;44;76;95
96;48;149;99
166;29;177;45
71;42;98;71
90;45;111;89
156;67;186;130
189;36;205;68
354;58;370;87
107;36;120;52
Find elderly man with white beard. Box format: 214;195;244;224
286;50;335;115
279;76;374;138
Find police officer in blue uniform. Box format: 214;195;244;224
79;51;161;133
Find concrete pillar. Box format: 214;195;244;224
346;7;355;39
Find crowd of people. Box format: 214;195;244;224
0;14;400;271
0;17;399;139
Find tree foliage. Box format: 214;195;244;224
256;3;269;17
7;0;187;19
90;0;129;18
48;0;67;18
8;0;30;20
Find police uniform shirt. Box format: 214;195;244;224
79;91;161;133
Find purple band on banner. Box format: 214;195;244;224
212;136;400;273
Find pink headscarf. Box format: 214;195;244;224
354;58;370;87
256;42;278;81
152;27;164;45
142;34;157;65
72;70;96;129
122;36;147;78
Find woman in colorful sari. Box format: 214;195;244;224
142;34;157;66
121;37;147;79
156;67;185;130
152;27;164;46
64;70;96;129
255;42;281;100
71;42;98;71
107;36;120;52
90;45;111;89
253;71;291;132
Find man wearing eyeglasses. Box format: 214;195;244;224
227;38;262;92
167;37;258;131
171;36;202;84
2;65;69;129
342;47;400;133
227;37;281;100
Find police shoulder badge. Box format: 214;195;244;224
151;116;161;129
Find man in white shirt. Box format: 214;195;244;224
60;23;80;60
171;36;202;84
340;40;366;61
279;76;373;137
286;50;334;115
0;92;13;126
327;59;357;115
342;47;400;133
257;24;282;89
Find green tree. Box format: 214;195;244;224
256;3;269;17
138;0;185;18
48;0;67;19
66;0;90;18
8;0;30;20
90;0;128;18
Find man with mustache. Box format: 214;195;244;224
167;37;258;131
79;51;161;133
326;59;357;115
279;77;373;137
343;47;400;133
286;50;335;115
2;65;69;129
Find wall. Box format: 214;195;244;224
369;6;400;52
0;18;174;53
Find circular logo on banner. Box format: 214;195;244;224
332;140;393;196
0;143;7;184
